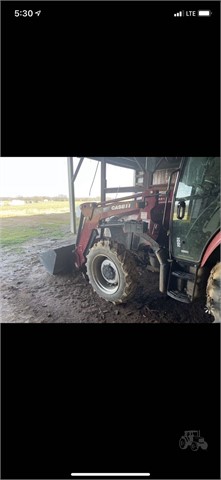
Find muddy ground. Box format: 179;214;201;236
0;233;213;324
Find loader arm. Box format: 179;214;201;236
73;184;175;269
74;196;141;268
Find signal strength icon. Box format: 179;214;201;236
174;11;184;17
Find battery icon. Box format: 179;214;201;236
198;10;211;16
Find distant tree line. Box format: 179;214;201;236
0;195;102;203
0;195;67;202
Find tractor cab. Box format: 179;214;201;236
167;157;220;304
185;430;199;438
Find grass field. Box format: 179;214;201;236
0;213;74;247
0;201;80;247
0;200;74;218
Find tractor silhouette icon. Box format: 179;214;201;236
179;430;208;451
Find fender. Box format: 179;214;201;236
201;231;221;267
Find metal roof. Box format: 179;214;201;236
88;157;181;172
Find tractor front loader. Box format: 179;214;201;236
72;185;172;303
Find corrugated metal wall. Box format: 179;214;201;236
152;168;177;185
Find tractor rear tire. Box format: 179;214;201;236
86;240;139;304
206;262;221;323
179;437;188;449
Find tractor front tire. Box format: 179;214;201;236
206;262;221;323
86;240;139;303
200;442;208;450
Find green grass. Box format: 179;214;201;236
1;226;48;246
0;213;76;247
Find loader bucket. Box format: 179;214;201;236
39;244;75;275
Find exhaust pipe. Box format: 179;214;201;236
155;248;169;293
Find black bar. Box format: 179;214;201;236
72;157;84;183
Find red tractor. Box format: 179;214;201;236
41;157;221;322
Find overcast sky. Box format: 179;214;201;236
0;158;134;198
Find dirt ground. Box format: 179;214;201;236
0;227;213;324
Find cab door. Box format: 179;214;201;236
171;157;220;263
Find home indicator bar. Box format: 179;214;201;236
71;475;151;478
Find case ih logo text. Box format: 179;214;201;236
111;203;131;210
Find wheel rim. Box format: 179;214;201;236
91;254;120;295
